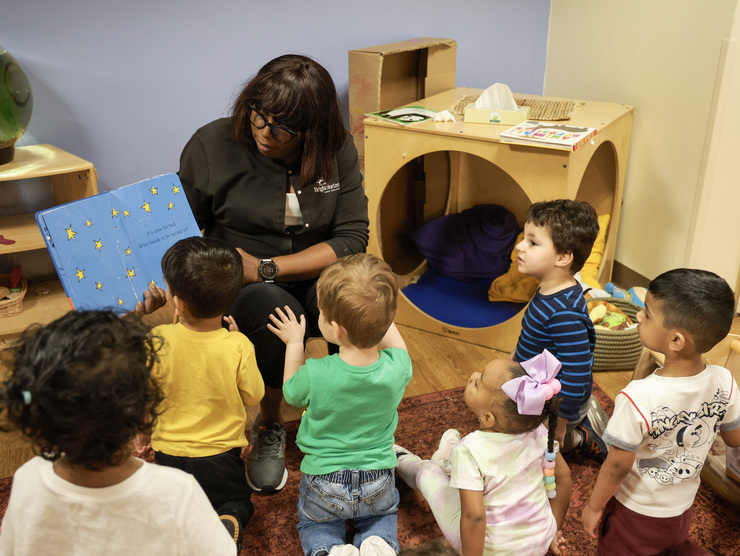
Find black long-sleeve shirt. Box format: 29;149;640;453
178;117;369;259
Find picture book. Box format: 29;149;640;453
365;105;439;125
499;120;598;151
36;173;200;314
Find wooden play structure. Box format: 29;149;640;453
364;87;635;352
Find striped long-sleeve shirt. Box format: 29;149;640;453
514;284;595;421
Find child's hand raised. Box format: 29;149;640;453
223;315;240;332
133;432;152;458
267;305;306;346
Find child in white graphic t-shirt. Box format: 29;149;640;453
582;268;740;555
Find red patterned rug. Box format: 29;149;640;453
1;384;739;554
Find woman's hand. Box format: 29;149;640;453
236;247;261;284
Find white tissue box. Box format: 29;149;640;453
464;104;530;125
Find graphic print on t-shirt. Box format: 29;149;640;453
637;387;730;485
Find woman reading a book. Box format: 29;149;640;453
176;54;369;494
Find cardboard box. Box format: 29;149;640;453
463;104;530;125
349;38;456;168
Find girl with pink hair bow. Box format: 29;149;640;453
395;350;571;555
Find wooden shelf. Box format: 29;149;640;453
0;280;71;339
0;213;46;254
0;144;97;345
0;144;94;181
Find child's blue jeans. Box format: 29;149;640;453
297;468;399;556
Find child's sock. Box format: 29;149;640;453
571;428;584;448
393;444;423;489
431;429;461;475
328;544;360;556
358;536;396;556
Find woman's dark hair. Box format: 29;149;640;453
498;362;562;455
0;311;164;470
232;54;348;187
161;236;242;319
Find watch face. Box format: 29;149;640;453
260;260;278;280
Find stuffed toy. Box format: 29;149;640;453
604;282;646;308
588;300;635;331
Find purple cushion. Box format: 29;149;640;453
407;204;518;281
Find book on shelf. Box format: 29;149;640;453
499;120;598;151
365;105;439;125
36;173;200;314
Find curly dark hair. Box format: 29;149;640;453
0;310;164;470
496;361;562;454
231;54;348;187
526;199;599;273
161;236;243;319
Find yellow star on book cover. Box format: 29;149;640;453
111;207;119;218
126;268;136;278
172;184;180;194
167;201;174;210
84;219;93;227
95;281;103;291
75;268;85;281
123;209;130;217
94;239;103;251
66;225;77;240
117;298;124;306
149;279;157;287
141;200;151;213
125;247;132;256
149;186;158;195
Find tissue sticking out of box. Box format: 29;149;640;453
433;110;456;122
475;83;518;111
465;82;530;125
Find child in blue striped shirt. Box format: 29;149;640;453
513;199;609;463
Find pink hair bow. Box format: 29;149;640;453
501;350;562;415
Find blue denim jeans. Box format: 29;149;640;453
297;468;399;556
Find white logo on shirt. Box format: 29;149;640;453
314;178;340;193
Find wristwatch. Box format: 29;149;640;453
258;258;279;283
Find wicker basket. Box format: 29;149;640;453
591;297;643;372
0;275;28;318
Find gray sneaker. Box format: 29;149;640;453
585;394;609;437
246;416;288;493
576;395;610;464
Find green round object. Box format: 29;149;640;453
0;46;33;165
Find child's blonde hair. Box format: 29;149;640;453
316;253;398;349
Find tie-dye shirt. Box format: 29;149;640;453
449;425;557;555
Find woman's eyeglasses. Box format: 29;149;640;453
249;104;299;144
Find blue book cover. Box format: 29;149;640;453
36;173;200;314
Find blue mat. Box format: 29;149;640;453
402;269;527;329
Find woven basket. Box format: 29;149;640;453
591;297;643;372
0;275;28;318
